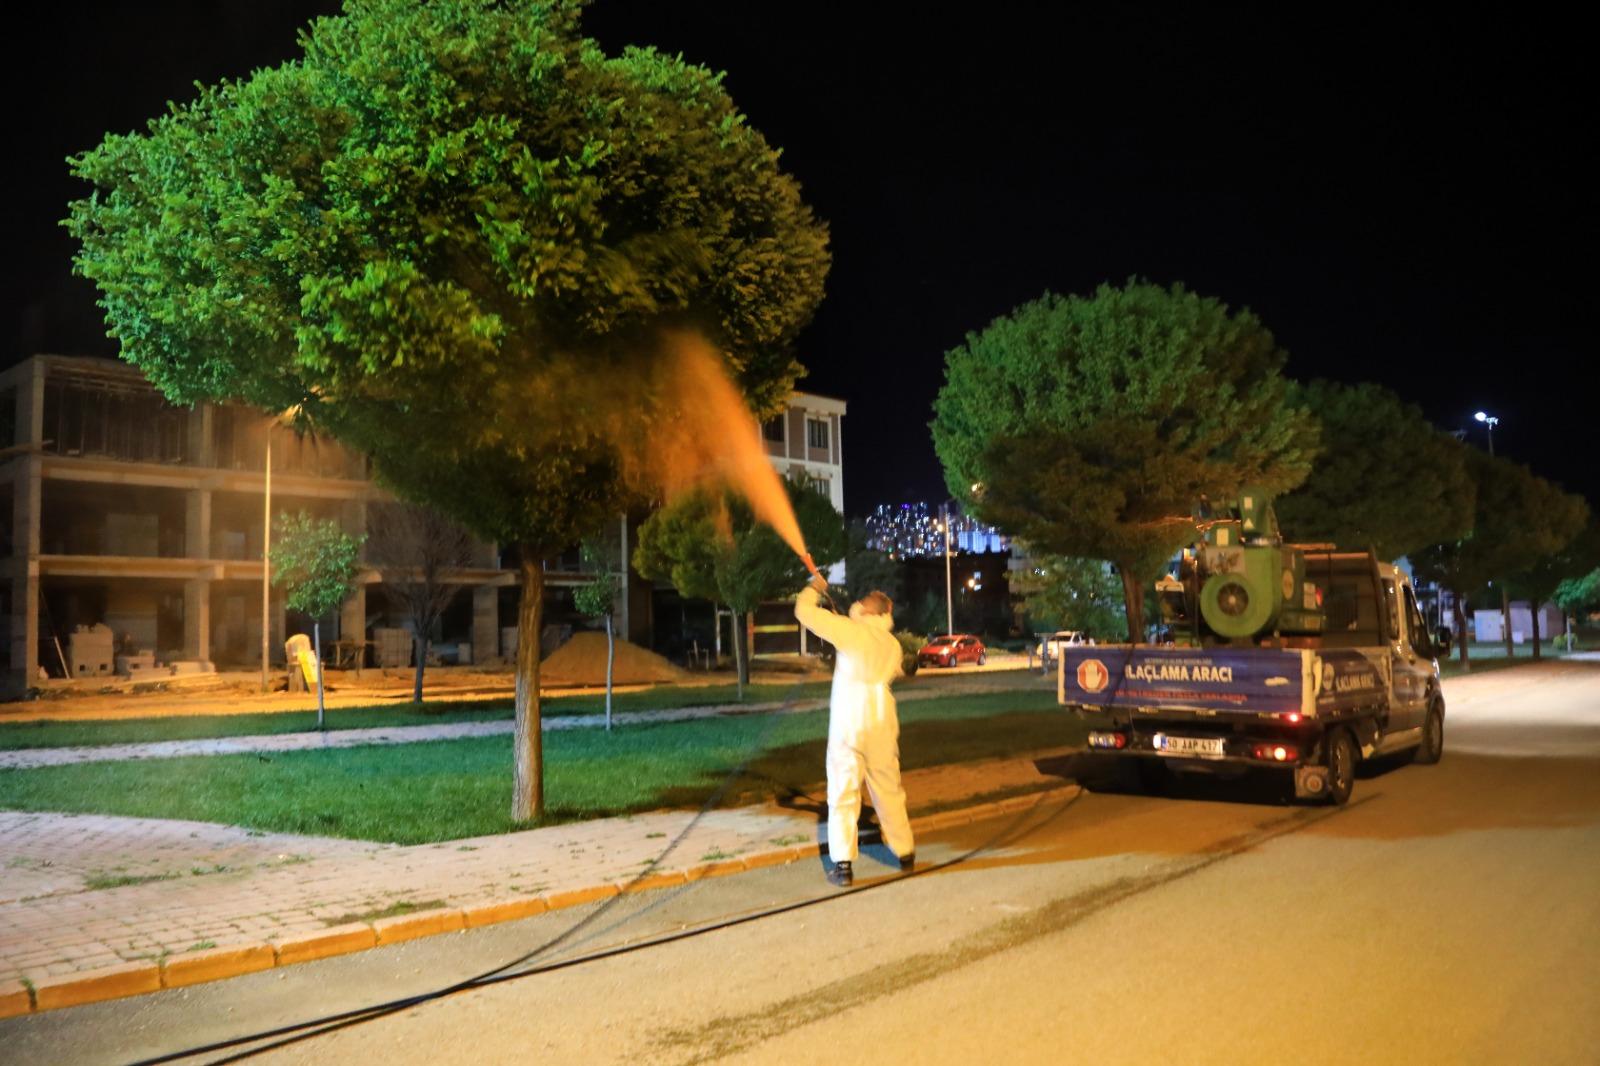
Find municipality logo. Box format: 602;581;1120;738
1076;658;1109;693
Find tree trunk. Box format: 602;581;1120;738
512;548;545;822
1530;597;1542;661
730;607;746;700
1118;565;1145;645
412;634;426;704
604;611;615;732
1501;585;1513;660
1454;591;1470;672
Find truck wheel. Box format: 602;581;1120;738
1135;759;1169;795
1325;728;1356;806
1415;704;1444;765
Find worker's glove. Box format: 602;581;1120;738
807;573;829;594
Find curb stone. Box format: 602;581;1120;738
4;780;1078;1017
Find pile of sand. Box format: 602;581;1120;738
540;631;686;686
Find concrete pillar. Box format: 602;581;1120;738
183;579;211;661
188;403;214;468
340;585;365;659
472;584;499;665
5;362;45;691
186;489;211;560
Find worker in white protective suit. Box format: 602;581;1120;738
794;575;914;887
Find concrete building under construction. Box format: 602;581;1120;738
1;355;847;697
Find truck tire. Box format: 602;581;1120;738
1325;728;1356;806
1415;703;1444;765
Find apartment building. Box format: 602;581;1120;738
762;391;847;515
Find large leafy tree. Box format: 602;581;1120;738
65;0;828;820
365;501;477;703
634;480;845;695
1413;452;1586;668
932;281;1319;641
1275;381;1475;560
1506;510;1594;659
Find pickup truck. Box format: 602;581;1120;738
1058;553;1448;804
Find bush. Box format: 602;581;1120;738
896;631;926;676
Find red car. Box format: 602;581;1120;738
917;634;987;668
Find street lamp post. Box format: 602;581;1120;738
1475;410;1513;657
941;501;953;636
1474;411;1498;457
261;429;272;693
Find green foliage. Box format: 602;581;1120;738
633;479;847;614
64;0;829;552
270;511;364;618
1413;452;1589;641
1275;381;1475;559
1011;552;1127;639
1554;568;1600;616
843;519;903;604
572;535;620;619
1511;517;1598;606
932;280;1318;636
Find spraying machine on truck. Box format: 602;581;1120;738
1057;488;1450;804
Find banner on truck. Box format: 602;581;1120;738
1059;647;1304;714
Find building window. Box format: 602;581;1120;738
807;418;829;450
811;476;831;497
762;416;785;443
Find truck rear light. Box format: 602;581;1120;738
1251;743;1297;762
1282;713;1302;724
1087;731;1127;749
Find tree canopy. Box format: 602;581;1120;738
65;0;829;818
1011;553;1127;640
932;280;1318;639
1275;380;1475;559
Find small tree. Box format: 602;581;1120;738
271;511;364;728
572;531;623;731
635;480;845;696
933;281;1319;641
366;501;477;702
1011;553;1127;641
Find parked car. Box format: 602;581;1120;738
917;634;987;668
1035;630;1093;664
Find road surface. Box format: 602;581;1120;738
7;658;1597;1064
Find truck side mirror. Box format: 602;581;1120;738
1435;627;1452;655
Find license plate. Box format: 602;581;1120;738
1153;734;1225;758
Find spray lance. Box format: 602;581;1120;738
801;552;841;613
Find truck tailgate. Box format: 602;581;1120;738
1058;645;1307;715
1058;645;1389;717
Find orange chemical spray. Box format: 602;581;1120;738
615;331;816;575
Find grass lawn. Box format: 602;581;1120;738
0;689;1079;844
1438;642;1582;679
0;680;835;751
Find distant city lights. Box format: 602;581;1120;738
865;502;1009;558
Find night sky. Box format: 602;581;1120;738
5;3;1589;515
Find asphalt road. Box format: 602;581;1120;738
8;658;1597;1065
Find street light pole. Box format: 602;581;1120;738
942;501;953;636
261;428;272;693
1476;410;1512;657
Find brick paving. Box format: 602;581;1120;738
0;749;1071;994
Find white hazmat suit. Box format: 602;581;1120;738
794;585;914;866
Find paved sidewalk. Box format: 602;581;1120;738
0;747;1075;1015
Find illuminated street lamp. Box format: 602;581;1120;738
1474;411;1498;457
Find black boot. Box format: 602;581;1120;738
826;860;853;887
897;851;916;872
